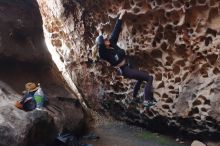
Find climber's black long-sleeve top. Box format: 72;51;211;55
96;19;126;66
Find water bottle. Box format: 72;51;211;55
34;83;45;108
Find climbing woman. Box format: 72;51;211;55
92;10;155;107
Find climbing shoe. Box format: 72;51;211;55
143;100;155;107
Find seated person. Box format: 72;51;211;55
15;82;47;111
20;82;38;111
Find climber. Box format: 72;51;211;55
15;82;47;111
92;10;155;107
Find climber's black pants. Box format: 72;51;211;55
119;64;153;101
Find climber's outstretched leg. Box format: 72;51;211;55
119;64;155;106
133;80;142;97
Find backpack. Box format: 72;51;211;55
22;95;36;111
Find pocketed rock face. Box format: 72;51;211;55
37;0;220;137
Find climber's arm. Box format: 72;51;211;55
109;10;126;44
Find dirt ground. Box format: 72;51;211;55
81;111;190;146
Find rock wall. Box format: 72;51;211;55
0;0;50;63
0;1;87;145
37;0;220;138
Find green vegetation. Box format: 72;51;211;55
138;131;174;145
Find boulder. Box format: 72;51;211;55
0;81;85;146
0;82;54;146
0;0;51;63
191;140;206;146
